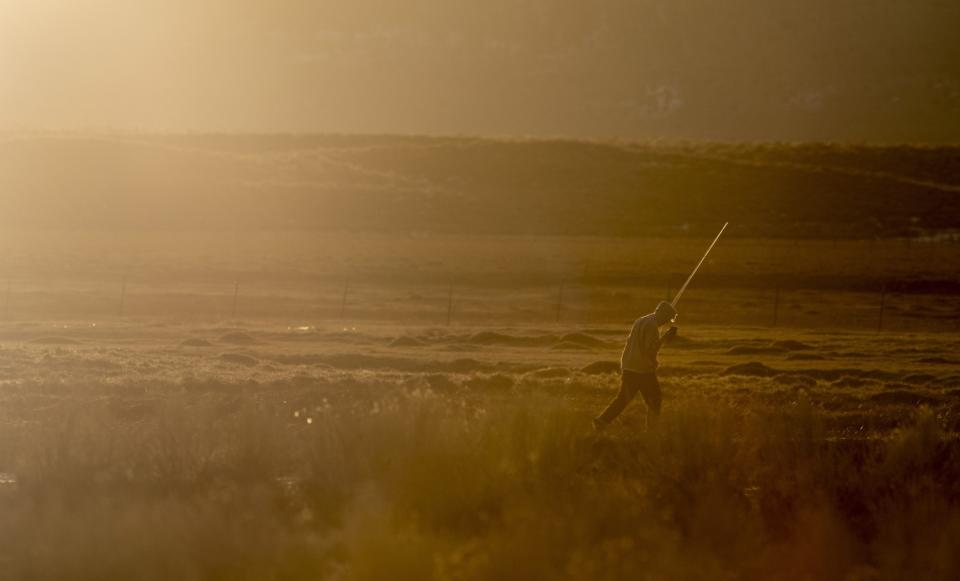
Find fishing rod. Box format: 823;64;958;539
671;222;728;308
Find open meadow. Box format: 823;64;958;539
1;137;959;579
4;2;958;577
5;1;959;578
1;232;958;579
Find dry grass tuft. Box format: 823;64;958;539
2;378;959;580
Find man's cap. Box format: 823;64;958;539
655;301;678;321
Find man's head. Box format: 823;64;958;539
654;301;678;326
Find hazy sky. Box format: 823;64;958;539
2;0;958;141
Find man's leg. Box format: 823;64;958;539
595;371;641;427
636;373;662;432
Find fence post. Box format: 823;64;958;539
878;282;887;332
231;281;240;318
772;281;780;327
446;283;454;326
556;281;565;323
119;276;127;317
339;279;350;319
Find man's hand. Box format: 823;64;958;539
662;326;679;342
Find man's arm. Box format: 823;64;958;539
660;326;678;343
647;325;678;353
641;320;662;355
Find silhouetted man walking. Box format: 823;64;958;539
594;301;677;431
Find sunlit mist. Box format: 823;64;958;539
1;0;958;140
0;3;959;580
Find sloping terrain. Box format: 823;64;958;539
1;133;959;237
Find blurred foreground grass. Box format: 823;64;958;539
1;380;958;581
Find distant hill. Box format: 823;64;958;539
1;133;958;238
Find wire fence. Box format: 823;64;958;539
1;273;958;333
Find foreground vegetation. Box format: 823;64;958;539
2;371;958;580
1;320;958;580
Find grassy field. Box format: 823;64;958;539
2;134;959;578
1;317;958;580
1;231;958;332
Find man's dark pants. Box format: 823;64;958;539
596;370;661;426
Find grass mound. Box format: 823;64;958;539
786;353;826;361
219;332;257;345
726;345;785;356
463;373;515;392
832;376;879;389
550;341;591;351
298;354;491;374
443;343;476;352
722;361;779;377
218;353;258;367
918;357;957;365
389;336;426;348
557;333;607;348
579;328;626;336
423;374;457;392
870;390;940;406
665;334;700;348
269;353;327;365
29;336;80;345
789;368;901;382
445;358;491;373
933;375;960;388
773;374;818;388
465;332;555;348
901;373;937;385
771;339;815;351
526;368;571;379
581;361;620;375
